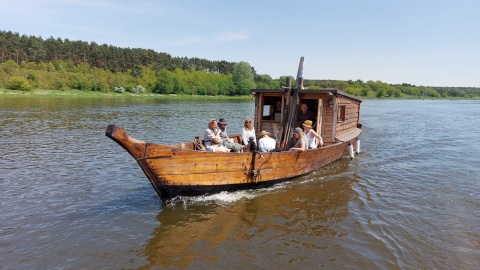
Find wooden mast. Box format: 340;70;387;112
280;56;304;149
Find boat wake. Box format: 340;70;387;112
167;172;327;207
166;183;290;207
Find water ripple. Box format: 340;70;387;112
1;98;479;269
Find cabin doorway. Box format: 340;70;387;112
298;99;323;135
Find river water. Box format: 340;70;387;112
1;97;479;269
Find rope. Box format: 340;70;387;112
251;151;273;183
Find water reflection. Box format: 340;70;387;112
139;159;358;268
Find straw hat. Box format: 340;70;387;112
302;120;312;128
259;130;271;137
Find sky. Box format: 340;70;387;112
1;0;479;87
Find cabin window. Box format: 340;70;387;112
261;96;283;121
259;95;283;140
338;105;346;122
263;105;271;119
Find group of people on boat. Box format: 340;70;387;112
203;112;323;153
203;118;243;153
203;117;274;153
294;120;324;150
292;103;324;150
204;117;261;153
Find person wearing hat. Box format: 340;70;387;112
302;120;323;149
289;127;308;152
204;119;230;153
258;130;276;152
217;117;244;152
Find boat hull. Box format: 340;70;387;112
106;125;358;202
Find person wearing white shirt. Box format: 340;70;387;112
258;130;276;152
241;117;256;146
302;120;323;149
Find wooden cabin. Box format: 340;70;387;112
250;88;362;147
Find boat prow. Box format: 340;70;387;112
106;124;147;159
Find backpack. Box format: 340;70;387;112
193;137;206;151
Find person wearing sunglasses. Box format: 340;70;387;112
241;117;256;147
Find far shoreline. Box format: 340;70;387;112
1;88;477;100
0;88;253;100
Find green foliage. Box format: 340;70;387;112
2;60;19;75
154;70;176;94
254;74;280;89
345;86;362;96
0;57;246;95
232;62;256;95
7;76;31;90
0;30;236;75
303;79;480;98
361;87;370;97
343;80;369;97
130;66;143;78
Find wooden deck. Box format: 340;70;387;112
334;128;361;142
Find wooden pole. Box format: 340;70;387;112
280;57;304;150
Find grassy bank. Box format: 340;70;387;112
0;88;253;100
1;88;475;100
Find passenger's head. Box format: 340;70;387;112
293;127;305;138
208;119;218;129
302;120;313;131
218;118;228;129
244;117;253;130
300;103;308;113
259;130;271;138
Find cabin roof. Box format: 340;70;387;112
250;88;363;102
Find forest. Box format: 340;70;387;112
1;30;479;98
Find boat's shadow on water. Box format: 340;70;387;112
136;158;360;269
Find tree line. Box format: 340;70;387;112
305;80;480;98
1;30;479;98
0;30;236;74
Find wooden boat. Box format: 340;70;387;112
106;57;363;202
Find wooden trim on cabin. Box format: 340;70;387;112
331;96;338;142
254;94;262;132
316;98;322;135
321;99;326;138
